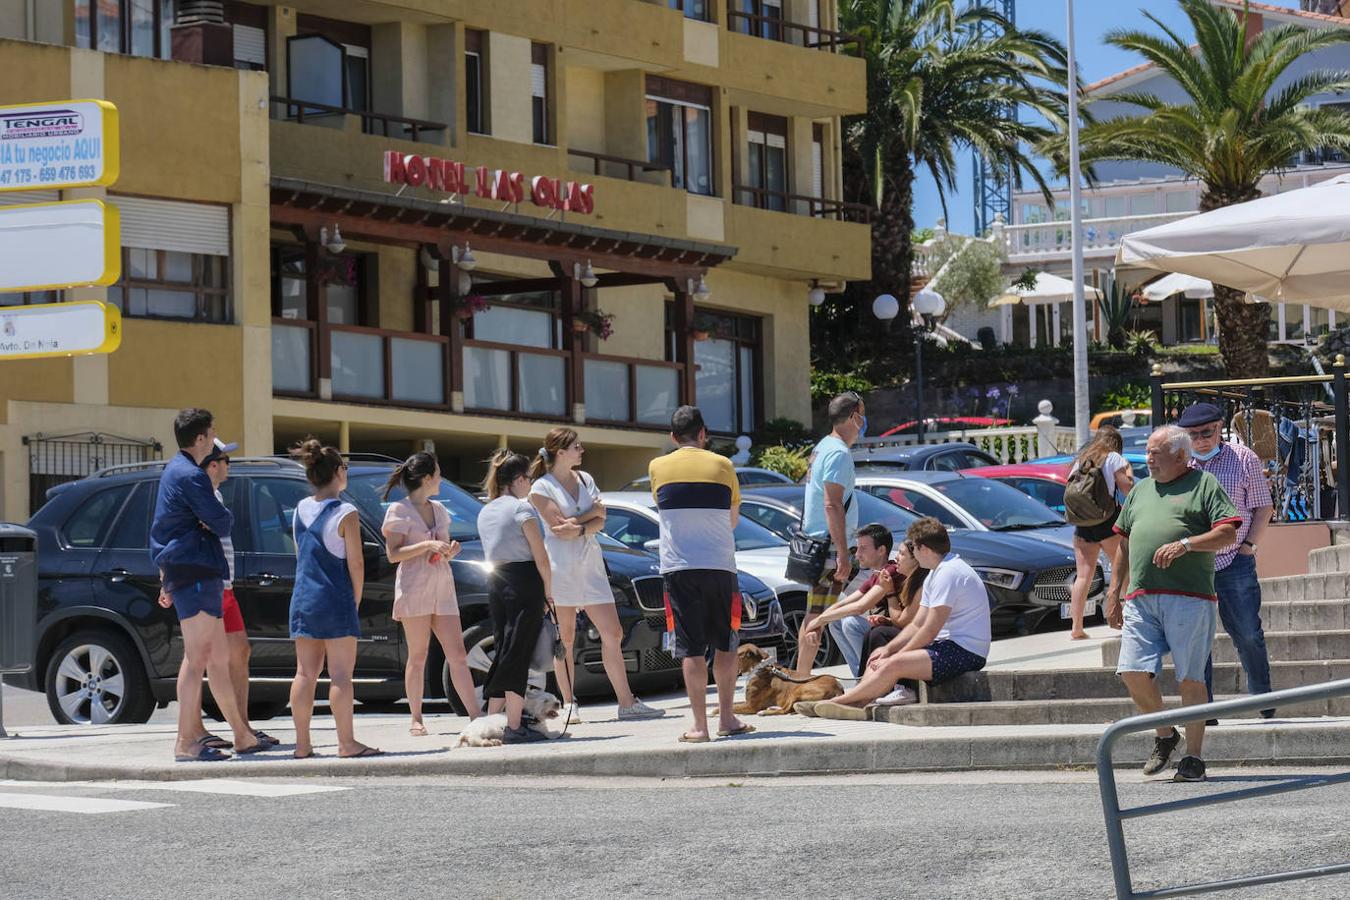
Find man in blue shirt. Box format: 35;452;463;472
150;408;260;761
796;391;865;675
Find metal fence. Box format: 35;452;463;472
1098;679;1350;899
1150;360;1350;523
22;432;163;514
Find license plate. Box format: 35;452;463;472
1060;601;1096;619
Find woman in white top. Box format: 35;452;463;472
1067;425;1135;640
528;428;662;721
381;451;482;736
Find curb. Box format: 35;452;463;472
3;722;1349;782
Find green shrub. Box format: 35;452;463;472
754;444;811;482
811;368;875;402
1124;329;1156;357
755;417;813;447
1096;383;1151;413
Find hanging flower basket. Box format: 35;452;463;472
575;308;614;341
691;313;719;342
451;294;488;321
572;319;591;334
692;329;712;342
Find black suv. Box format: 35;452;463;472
15;457;782;725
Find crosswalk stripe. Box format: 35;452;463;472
107;779;348;798
0;792;171;814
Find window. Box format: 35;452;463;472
866;485;963;529
270;245;373;326
735;0;785;40
107;248;230;323
1131;194;1156;216
105;483;153;550
1165;191;1196;213
667;0;710;21
531;43;550;145
75;0;173;59
647;76;714;196
744;112;789;211
811;123;825;199
287;16;372;116
466;29;488;135
62;486;132;549
741;502;799;538
469;289;561;348
250;478;313;556
602;508;661;552
1104;195;1126;218
226;2;269;71
667;306;761;434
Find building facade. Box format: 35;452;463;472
0;0;869;520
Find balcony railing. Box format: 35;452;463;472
582;354;684;427
463;340;570;420
1002;211;1197;261
567;149;672;186
726;7;855;51
733;184;872;223
272;319;450;408
270;96;448;143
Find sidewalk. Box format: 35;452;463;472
3;628;1347;782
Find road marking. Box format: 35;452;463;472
107;779;348;798
0;792;171;814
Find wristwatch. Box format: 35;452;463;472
1180;537;1192;552
1242;539;1256;550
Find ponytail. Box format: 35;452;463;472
383;451;439;500
527;426;580;480
483;448;531;500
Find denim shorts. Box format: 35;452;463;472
169;578;225;622
1116;593;1217;684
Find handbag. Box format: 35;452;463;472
784;493;853;583
531;607;566;671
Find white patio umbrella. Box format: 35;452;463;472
989;271;1103;307
1117;173;1350;309
1140;271;1213;302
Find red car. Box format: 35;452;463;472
880;416;1014;437
961;462;1070;514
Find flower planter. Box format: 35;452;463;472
692;329;711;342
572;320;592;334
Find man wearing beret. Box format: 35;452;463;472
1179;402;1275;717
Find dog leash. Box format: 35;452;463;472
546;603;577;740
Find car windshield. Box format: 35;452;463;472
734;516;787;550
345;471;484;542
933;478;1064;530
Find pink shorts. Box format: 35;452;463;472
222;587;245;634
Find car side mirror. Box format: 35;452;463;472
643;539;661;553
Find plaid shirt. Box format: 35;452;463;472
1190;441;1273;571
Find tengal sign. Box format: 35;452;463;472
0;99;119;191
383;150;595;214
0;300;122;360
0;199;121;292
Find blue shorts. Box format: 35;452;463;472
1116;593;1217;684
169;579;225;622
925;639;987;685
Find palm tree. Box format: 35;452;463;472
1067;0;1350;377
817;0;1069;377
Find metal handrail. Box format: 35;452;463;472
1097;677;1350;899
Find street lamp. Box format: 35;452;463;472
872;293;900;324
1066;0;1090;447
911;286;946;445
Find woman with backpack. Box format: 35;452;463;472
1064;425;1135;640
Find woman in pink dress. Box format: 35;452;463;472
381;452;482;734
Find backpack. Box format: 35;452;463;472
1063;456;1116;526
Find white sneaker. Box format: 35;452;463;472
872;685;917;707
560;706;584;726
617;698;666;720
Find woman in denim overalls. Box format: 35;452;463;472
288;439;381;759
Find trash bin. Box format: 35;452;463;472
0;523;38;675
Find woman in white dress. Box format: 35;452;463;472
528;427;663;722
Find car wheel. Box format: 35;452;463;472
449;621;550;715
44;630;154;726
780;606;838;671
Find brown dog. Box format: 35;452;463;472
734;644;844;715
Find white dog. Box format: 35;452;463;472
455;689;563;748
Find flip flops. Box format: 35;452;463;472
678;732;711;744
199;733;232;750
175;743;230;763
340;746;385;759
253;730;281;747
234;741;268;755
717;723;756;737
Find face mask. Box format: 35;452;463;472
1194;444;1222;462
856;414;868;441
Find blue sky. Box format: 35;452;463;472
912;0;1304;234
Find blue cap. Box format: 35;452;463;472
1177;402;1223;428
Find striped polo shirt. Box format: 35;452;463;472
648;446;740;574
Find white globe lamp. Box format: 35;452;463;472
872;293;900;322
808;284;826;306
912;285;946;319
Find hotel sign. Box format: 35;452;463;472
383;150;595;215
0;99;119;191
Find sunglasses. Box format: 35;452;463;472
1187;425;1219;440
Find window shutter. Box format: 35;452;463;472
531;63;546;99
811;139;824;198
109;196;230;257
233;24;266;66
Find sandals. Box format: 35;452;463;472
678;732;711;744
717;723;756;737
175;743;230;762
340;746;385;759
254;730;281;747
198;733;232;750
409;722;429;737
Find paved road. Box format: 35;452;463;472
2;769;1348;899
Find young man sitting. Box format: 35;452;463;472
800;523;902;675
799;517;991;720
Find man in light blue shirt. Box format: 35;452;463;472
796;391;866;675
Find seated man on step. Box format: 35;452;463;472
800;523;899;676
800;517;990;720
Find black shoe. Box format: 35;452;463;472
1143;729;1182;776
1260;708;1276;719
503;725;550;745
1173;755;1207;782
1205;718;1219;727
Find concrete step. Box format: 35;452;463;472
1260;599;1348;632
928;659;1350;703
873;694;1348;727
1260;572;1350;604
1308;543;1350;575
1099;630;1350;667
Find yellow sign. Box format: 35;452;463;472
0;301;121;360
0;199;121;292
0;99;119;191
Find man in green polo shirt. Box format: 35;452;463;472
1109;425;1240;784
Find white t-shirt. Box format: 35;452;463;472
293;497;359;559
214;488;236;585
1072;451;1129;504
921;553;992;658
